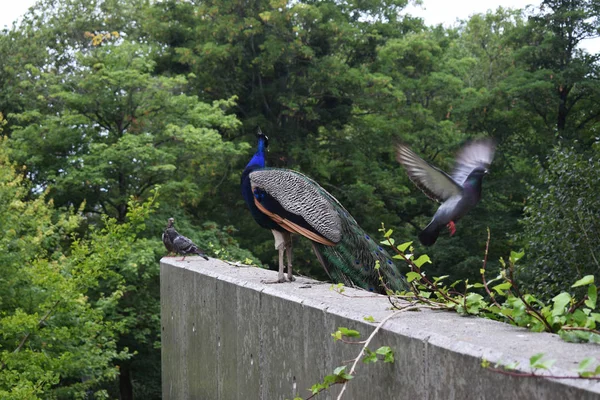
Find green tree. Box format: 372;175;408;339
503;0;600;146
8;40;242;222
518;144;600;299
0;138;130;399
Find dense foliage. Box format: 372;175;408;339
519;145;600;298
0;0;598;397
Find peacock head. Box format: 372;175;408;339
167;217;174;228
257;127;269;150
245;128;269;170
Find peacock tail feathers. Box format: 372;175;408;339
311;212;410;294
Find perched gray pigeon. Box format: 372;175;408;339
396;139;495;246
162;218;176;255
162;218;209;261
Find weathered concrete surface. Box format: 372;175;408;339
161;257;600;400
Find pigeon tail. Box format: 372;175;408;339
194;251;209;261
419;222;442;246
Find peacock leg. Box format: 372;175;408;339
277;241;286;282
285;233;295;281
263;230;287;283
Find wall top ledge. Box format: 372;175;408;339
161;257;600;395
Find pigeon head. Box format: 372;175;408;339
464;167;488;190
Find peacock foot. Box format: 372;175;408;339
262;277;288;284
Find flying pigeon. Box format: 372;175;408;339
162;218;209;261
396;139;495;246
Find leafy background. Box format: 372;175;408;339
0;0;598;397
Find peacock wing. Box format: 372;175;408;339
249;169;342;246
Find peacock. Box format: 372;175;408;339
162;217;209;261
241;130;409;293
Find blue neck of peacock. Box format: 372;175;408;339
245;137;267;171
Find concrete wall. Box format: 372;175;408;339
161;257;600;400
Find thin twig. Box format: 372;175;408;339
384;238;460;306
336;306;418;400
561;326;600;336
481;228;516;324
305;385;336;400
506;259;554;332
222;260;255;268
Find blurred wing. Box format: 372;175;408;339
452;138;496;186
396;144;462;202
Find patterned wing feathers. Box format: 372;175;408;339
250;169;342;243
254;199;336;246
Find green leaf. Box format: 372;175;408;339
576;357;596;373
384;229;393;238
509;250;524;264
333;366;353;381
406;272;422;282
375;346;394;363
380;238;394;246
333;366;347;376
492;282;512;296
433;275;449;283
338;327;361;338
585;284;597;309
363;316;376;323
529;353;545;366
572;275;595;288
413;255;432;268
503;362;519;370
362;348;378;364
397;241;413;252
533;358;556;370
552;292;572;316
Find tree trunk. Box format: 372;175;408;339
557;84;571;133
119;364;133;400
